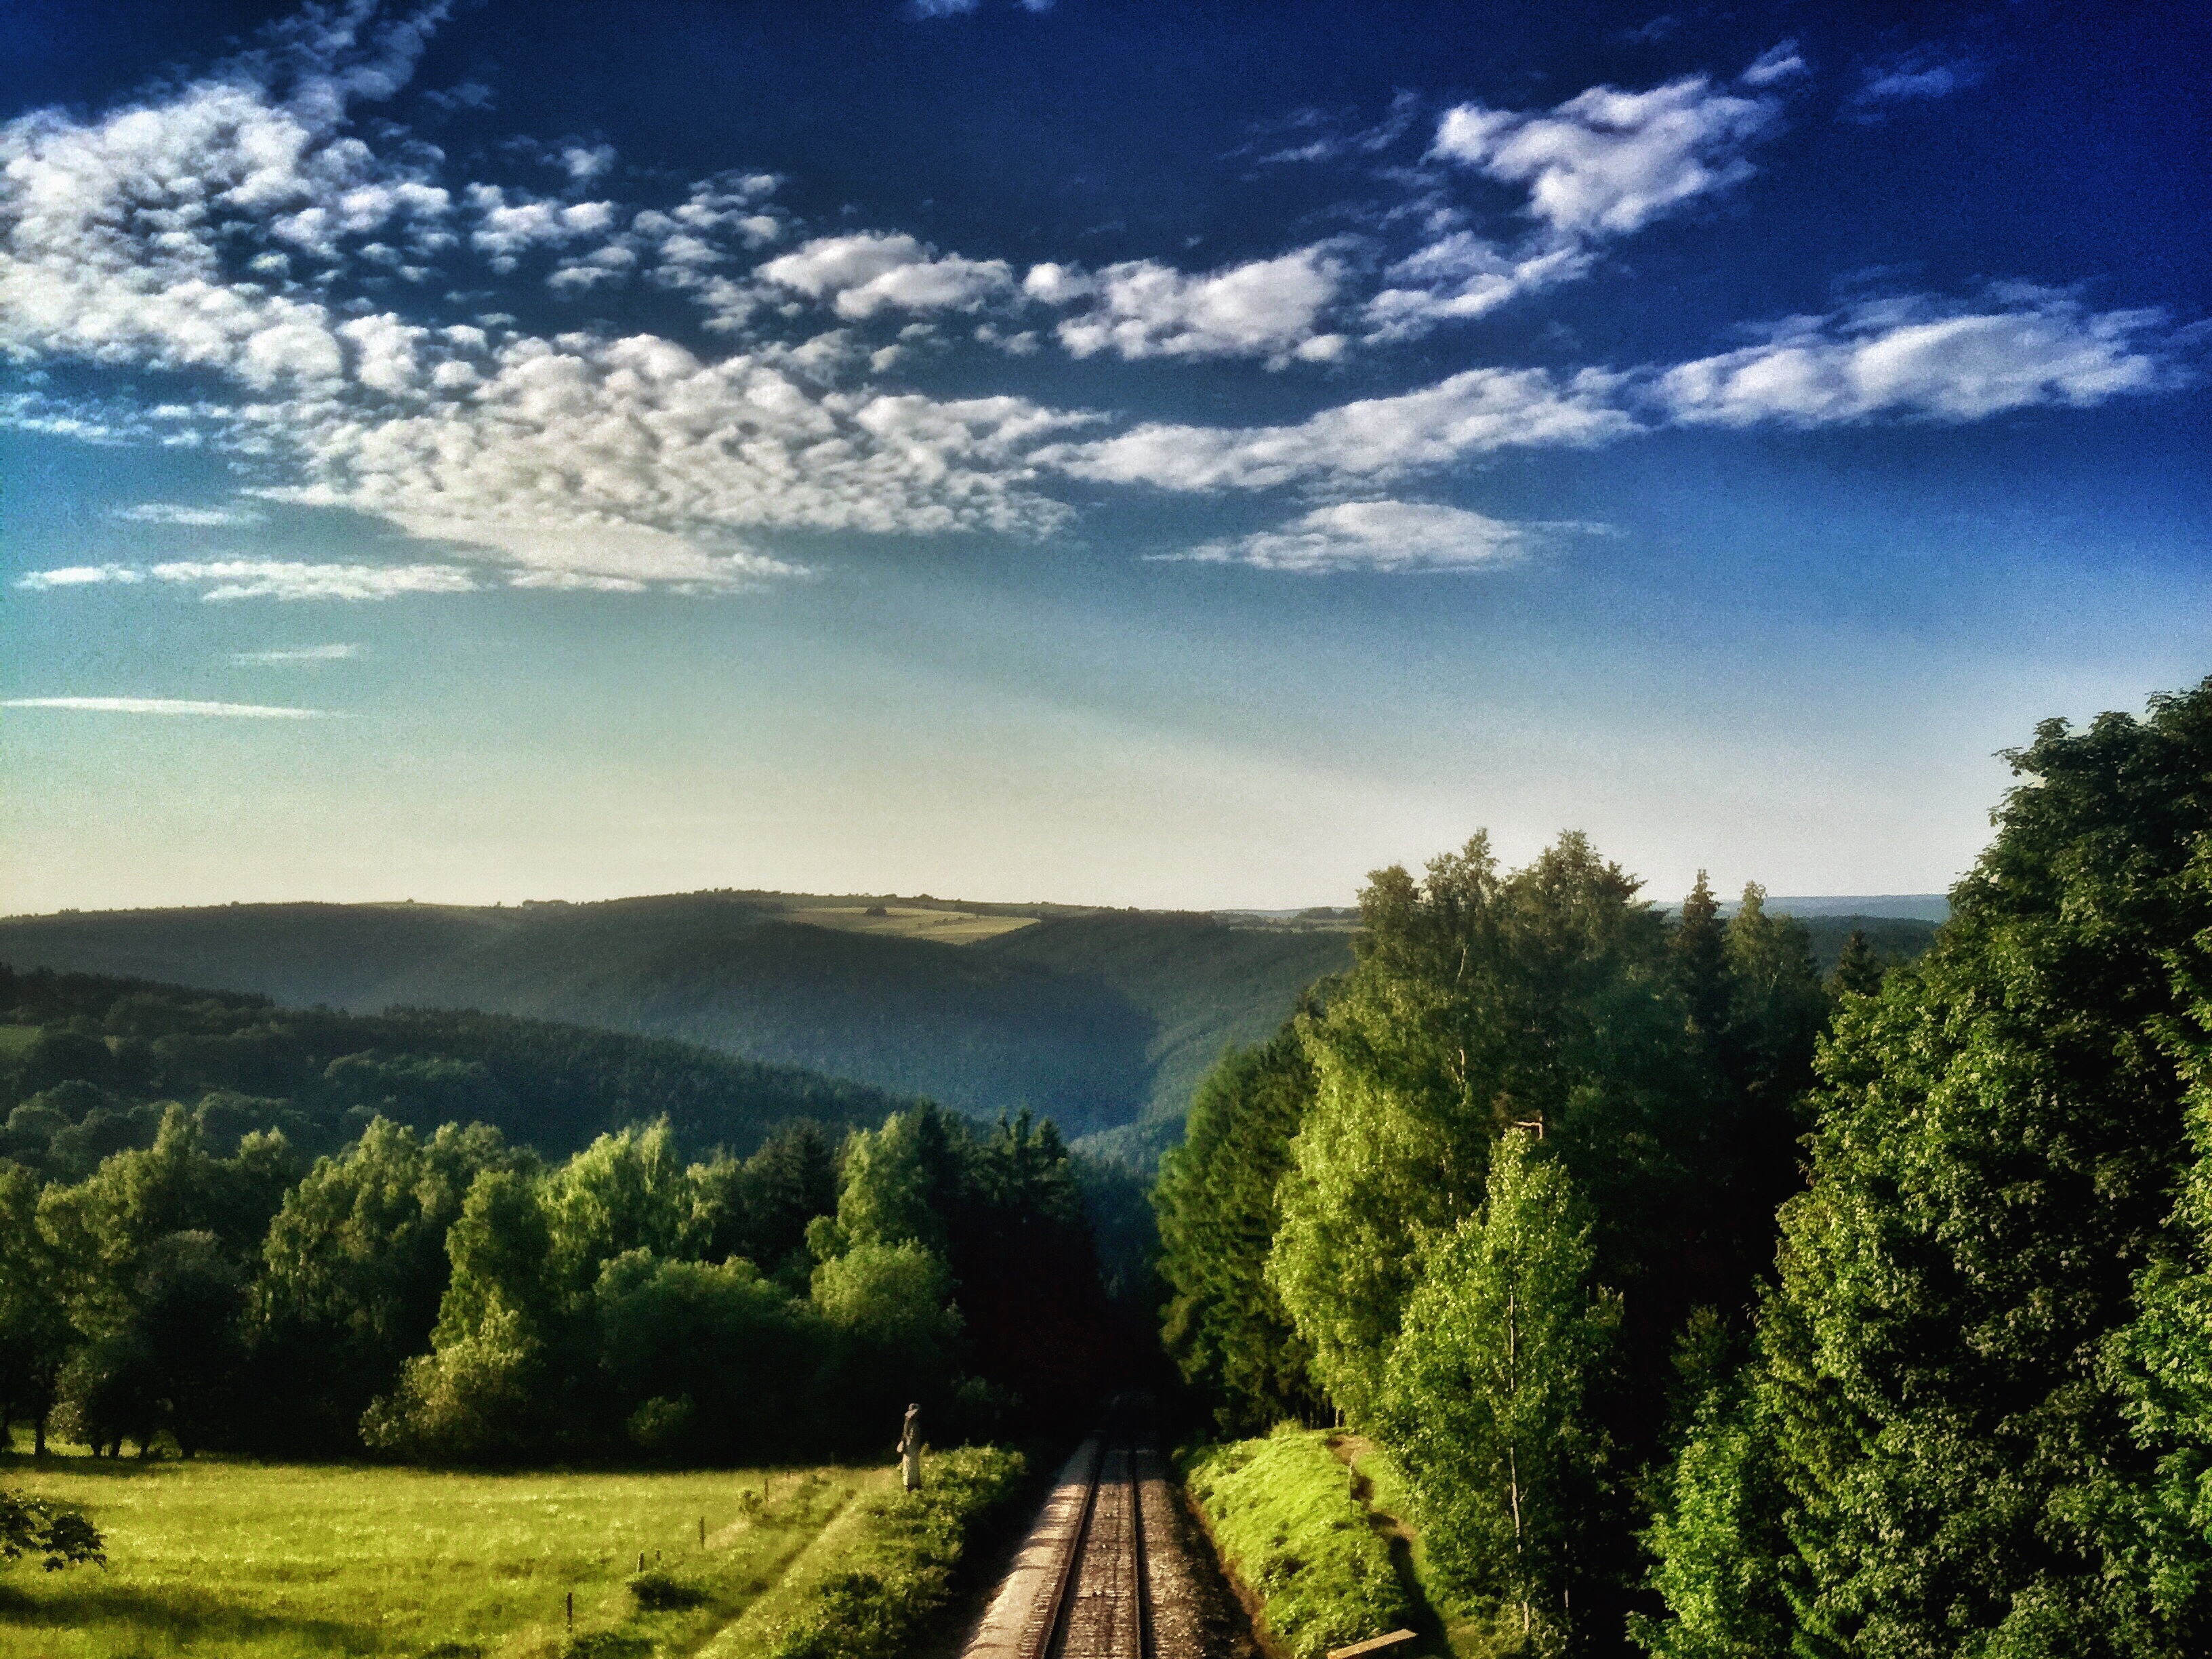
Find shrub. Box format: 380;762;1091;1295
626;1569;708;1610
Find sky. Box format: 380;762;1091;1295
1;0;2205;914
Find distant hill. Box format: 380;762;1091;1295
1757;894;1950;922
0;889;1940;1160
0;893;1356;1145
0;962;914;1179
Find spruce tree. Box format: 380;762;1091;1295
1151;1021;1327;1434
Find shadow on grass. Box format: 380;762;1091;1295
0;1578;376;1654
1332;1435;1455;1659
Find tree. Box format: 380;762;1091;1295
1269;832;1696;1423
593;1249;822;1461
0;1162;73;1452
1660;681;2212;1659
1152;1023;1328;1435
361;1166;555;1461
1827;928;1883;1000
1378;1130;1620;1653
252;1118;523;1451
1672;873;1729;1044
1632;1310;1797;1659
2108;840;2212;1642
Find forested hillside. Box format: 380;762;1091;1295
0;967;910;1178
0;894;1359;1143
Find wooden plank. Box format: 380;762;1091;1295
1326;1631;1419;1659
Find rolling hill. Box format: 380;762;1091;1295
0;890;1939;1160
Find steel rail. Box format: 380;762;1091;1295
1017;1437;1104;1659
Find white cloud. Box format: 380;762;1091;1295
234;331;1084;586
1047;366;1631;491
14;564;144;591
113;501;269;526
231;642;359;663
1847;49;1984;119
756;232;1014;319
0;24;1076;594
562;143;616;182
1363;235;1591;338
1741;41;1809;88
0;4;451;393
1432;69;1783;239
1655;297;2176;426
1037;248;1346;365
1165;500;1532;573
148;560;480;601
3;696;331;718
465;184;618;266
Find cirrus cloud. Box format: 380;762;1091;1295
3;695;332;717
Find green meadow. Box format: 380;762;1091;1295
0;1448;897;1659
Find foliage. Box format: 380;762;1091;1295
0;1483;103;1571
1183;1427;1411;1659
1267;832;1707;1425
1378;1131;1620;1652
1639;678;2212;1659
1153;1020;1329;1435
1629;1311;1795;1659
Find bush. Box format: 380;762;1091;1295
626;1569;708;1610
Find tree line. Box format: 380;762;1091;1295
1152;677;2212;1658
0;1002;1117;1463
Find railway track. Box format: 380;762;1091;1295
962;1431;1213;1659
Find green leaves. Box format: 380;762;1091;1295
1152;1023;1326;1435
1378;1130;1618;1647
0;1486;104;1572
1639;676;2212;1659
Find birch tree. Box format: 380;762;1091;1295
1379;1130;1618;1654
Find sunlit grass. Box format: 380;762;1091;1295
0;1449;890;1659
773;904;1038;945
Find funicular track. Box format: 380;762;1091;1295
963;1408;1210;1659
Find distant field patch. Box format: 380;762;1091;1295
773;905;1038;945
0;1451;890;1658
0;1025;39;1057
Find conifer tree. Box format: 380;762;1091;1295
1152;1022;1326;1434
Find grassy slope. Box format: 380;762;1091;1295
0;1452;872;1659
1183;1429;1410;1659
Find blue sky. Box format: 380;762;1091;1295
2;0;2205;912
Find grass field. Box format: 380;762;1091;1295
1183;1429;1410;1659
768;905;1038;945
0;1450;903;1659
